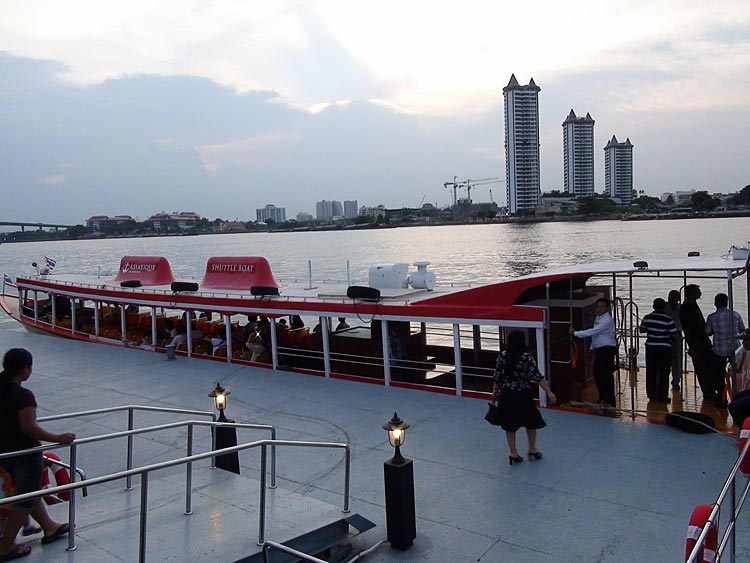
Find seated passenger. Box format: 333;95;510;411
335;317;350;332
290;315;304;330
167;326;188;347
245;330;266;362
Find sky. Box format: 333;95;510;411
1;0;749;224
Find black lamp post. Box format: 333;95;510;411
209;382;239;474
382;412;416;550
209;382;231;422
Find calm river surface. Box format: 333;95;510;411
2;217;750;314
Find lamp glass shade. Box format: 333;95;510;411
214;393;227;410
383;412;409;448
209;382;231;411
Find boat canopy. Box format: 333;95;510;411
200;257;280;290
112;256;176;286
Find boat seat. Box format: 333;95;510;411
176;342;188;352
214;346;228;358
193;342;210;354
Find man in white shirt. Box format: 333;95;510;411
570;297;618;407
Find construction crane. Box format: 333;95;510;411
443;176;459;206
464;177;501;203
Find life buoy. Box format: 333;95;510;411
739;418;750;477
41;451;71;505
685;504;718;563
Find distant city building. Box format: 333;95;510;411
296;211;313;223
219;221;246;232
256;204;286;223
85;215;136;230
331;200;343;218
604;136;634;207
316;200;333;221
503;74;541;214
661;190;697;205
359;205;387;219
143;211;201;231
344;200;358;219
562;109;595;198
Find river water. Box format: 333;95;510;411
2;217;749;314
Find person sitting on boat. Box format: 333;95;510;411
680;284;716;404
290;315;304;330
207;334;227;356
706;292;745;407
335;318;350;332
729;330;750;427
492;330;557;465
569;297;617;408
0;348;75;560
245;329;266;362
639;298;679;403
167;325;188;348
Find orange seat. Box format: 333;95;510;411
210;322;224;337
176;342;188;352
196;319;210;333
214;347;228;358
193;342;210;354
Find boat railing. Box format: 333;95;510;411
261;540;328;562
38;404;220;488
685;437;750;563
0;422;351;563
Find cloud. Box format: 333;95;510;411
36;174;66;185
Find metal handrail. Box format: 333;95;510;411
686;438;750;563
262;540;327;562
38;404;218;489
0;434;350;563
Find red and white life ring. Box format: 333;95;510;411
41;451;71;505
685;504;718;563
739;418;750;477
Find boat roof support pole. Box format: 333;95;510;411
544;282;551;387
224;315;232;364
381;320;391;385
453;323;463;397
33;290;38;323
321;317;331;377
728;270;737;397
120;304;126;342
186;313;193;357
270;318;278;371
95;301;100;339
150;307;156;349
71;301;76;336
536;326;547;406
51;293;56;329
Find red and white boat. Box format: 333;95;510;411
2;253;749;418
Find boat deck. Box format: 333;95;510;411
564;366;736;433
0;314;747;562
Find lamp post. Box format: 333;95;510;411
209;382;239;474
209;382;231;422
382;412;416;550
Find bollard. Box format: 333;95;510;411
165;344;176;361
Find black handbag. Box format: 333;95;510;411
484;398;502;426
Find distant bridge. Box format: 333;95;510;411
0;221;75;232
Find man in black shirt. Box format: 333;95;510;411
680;284;716;402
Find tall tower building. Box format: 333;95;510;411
503;74;541;214
343;200;358;219
316;200;333;221
562;110;595;198
604;136;634;207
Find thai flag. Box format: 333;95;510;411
3;274;17;289
45;256;56;271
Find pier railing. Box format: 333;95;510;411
0;423;351;563
685;437;750;563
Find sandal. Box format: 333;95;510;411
0;544;31;562
41;524;69;545
527;451;543;460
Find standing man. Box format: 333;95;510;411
680;284;715;403
666;290;683;391
639;298;679;403
705;293;745;405
570;297;617;408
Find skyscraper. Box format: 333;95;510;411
256;204;286;223
562;109;595;198
604;136;634;207
503;74;541;214
316;200;333;221
344;200;358;219
331;200;343;218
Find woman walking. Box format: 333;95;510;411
493;331;556;465
0;348;75;561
